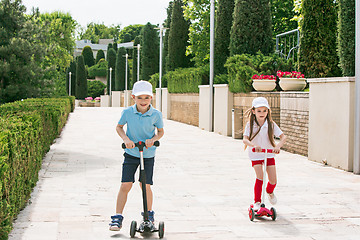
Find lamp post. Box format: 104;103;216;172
109;67;113;96
209;0;215;132
354;0;360;174
137;44;140;82
125;53;128;107
69;72;72;96
155;26;169;111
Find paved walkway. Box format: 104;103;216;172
8;107;360;240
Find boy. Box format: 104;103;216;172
109;80;164;231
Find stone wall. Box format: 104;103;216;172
280;92;309;156
169;93;199;126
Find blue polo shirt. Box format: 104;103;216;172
118;104;164;158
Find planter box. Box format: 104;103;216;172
252;80;276;91
279;78;306;91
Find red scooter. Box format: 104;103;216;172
248;148;276;221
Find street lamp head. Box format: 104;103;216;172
109;67;112;71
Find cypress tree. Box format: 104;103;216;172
106;48;117;94
337;0;355;76
230;0;273;56
66;60;77;96
167;0;191;71
299;0;341;77
215;0;235;75
140;22;159;81
81;46;95;67
75;55;88;99
95;49;105;64
163;1;174;74
113;42;118;52
132;36;141;88
115;47;127;91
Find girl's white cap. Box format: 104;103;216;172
252;97;270;109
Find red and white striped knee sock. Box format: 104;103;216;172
254;178;263;203
266;182;276;194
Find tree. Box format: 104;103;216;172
167;0;191;71
75;55;87;99
214;0;235;75
183;0;211;67
163;1;174;74
66;60;76;96
79;22;121;43
140;22;159;81
119;24;144;43
132;36;141;88
299;0;341;77
230;0;273;56
270;0;298;36
115;47;126;91
82;46;95;67
337;0;355;76
106;48;116;93
95;49;105;63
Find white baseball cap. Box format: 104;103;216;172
252;97;270;109
132;80;153;97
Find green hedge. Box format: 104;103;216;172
0;97;74;239
166;66;209;93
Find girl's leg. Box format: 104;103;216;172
116;182;133;214
253;164;264;203
266;165;277;193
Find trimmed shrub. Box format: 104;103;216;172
106;48;117;93
337;0;355;76
166;66;209;93
82;46;95;67
75;55;88;99
230;0;273;56
88;59;108;78
0;97;73;239
115;47;127;91
95;50;105;64
140;22;159;81
299;0;341;77
87;80;106;98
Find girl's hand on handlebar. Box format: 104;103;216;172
124;139;135;149
273;146;281;154
145;139;155;148
254;146;262;152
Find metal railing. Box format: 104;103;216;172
275;29;300;61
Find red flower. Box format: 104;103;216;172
277;71;305;78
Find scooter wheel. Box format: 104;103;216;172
158;221;165;238
270;207;276;221
130;220;137;238
249;208;255;221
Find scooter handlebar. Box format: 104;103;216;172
252;148;273;153
122;141;160;149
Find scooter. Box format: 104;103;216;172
122;141;165;238
248;148;276;221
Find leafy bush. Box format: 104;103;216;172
87;80;106;98
88;59;108;78
166;66;209;93
0;97;73;239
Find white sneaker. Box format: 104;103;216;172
253;202;261;211
267;192;277;205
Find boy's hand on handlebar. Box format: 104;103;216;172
254;146;262;152
124;139;135;149
145;139;155;148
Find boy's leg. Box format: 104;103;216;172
116;182;133;214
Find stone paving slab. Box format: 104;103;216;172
8;107;360;240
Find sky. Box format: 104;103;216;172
22;0;171;28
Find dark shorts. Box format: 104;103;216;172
251;158;275;167
122;153;155;185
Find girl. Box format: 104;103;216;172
243;97;286;211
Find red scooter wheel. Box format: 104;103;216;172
270;207;276;221
249;208;255;221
